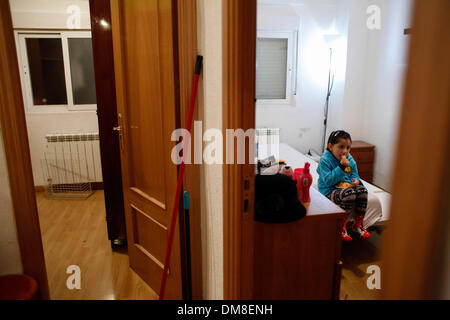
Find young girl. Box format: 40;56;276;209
317;130;370;241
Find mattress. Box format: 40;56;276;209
277;143;391;228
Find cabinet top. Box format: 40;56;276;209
351;140;375;149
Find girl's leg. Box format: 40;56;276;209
354;184;368;216
352;185;370;239
328;187;357;212
327;188;357;241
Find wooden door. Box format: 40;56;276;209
110;0;182;299
89;0;127;246
381;0;450;299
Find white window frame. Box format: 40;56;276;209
15;30;97;113
256;30;296;106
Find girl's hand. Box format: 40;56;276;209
340;155;350;167
351;178;360;187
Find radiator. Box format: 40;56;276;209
41;133;102;198
256;128;280;160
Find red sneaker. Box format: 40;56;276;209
342;227;353;242
353;215;371;239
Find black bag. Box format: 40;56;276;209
254;173;307;224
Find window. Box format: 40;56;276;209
256;31;296;106
16;31;97;112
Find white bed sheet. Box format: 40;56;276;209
278;143;391;228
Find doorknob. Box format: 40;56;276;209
114;113;124;151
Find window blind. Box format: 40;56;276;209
256;38;288;100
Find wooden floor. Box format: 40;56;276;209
340;233;383;300
36;191;157;300
36;190;379;300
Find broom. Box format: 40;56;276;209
159;55;203;300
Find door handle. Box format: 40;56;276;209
114;113;125;151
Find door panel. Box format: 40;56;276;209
90;0;127;245
131;205;168;262
111;0;182;299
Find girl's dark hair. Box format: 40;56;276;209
327;130;352;146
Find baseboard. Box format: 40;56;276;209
35;182;104;192
91;182;104;190
35;185;46;192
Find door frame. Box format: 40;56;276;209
0;0;49;299
222;0;257;300
0;0;202;300
222;0;450;300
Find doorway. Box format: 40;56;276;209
6;0;154;300
1;0;201;300
253;0;414;300
223;0;418;300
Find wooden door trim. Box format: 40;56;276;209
381;0;450;299
222;0;257;300
0;1;49;299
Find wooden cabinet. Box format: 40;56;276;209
350;141;375;183
253;188;346;299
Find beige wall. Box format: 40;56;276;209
197;0;223;300
9;0;101;187
0;127;23;275
9;0;91;29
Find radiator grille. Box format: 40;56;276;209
256;128;280;160
41;133;102;199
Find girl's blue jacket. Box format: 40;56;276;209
317;150;362;196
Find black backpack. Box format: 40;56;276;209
254;173;307;224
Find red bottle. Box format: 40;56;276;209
299;162;313;203
294;168;304;199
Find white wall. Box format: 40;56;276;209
25;112;101;186
9;0;101;186
311;0;413;191
9;0;91;29
0;127;23;275
256;0;348;155
197;0;223;300
359;0;413;191
337;0;365;139
340;0;413;190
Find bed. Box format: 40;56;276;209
278;143;391;228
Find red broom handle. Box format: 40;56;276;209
159;56;203;300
